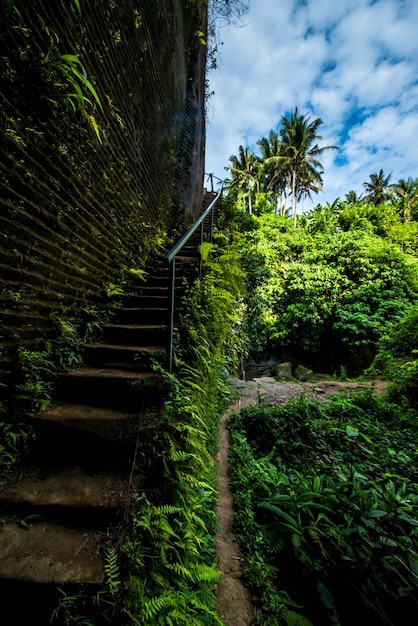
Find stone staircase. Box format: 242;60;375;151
0;192;217;623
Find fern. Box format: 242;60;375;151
168;442;189;462
177;473;214;491
190;563;220;584
119;233;246;625
104;547;121;596
128;594;178;623
169;562;196;581
155;504;183;516
262;527;286;554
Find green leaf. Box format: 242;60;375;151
73;0;81;17
259;502;300;530
346;425;359;437
58;54;80;64
379;536;397;547
369;509;388;518
407;553;418;576
398;586;413;598
316;581;335;609
313;476;322;493
267;494;293;504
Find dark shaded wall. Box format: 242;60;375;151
0;0;207;394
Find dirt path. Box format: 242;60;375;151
215;388;258;625
214;376;389;625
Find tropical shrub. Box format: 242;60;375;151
367;306;418;409
228;393;418;625
237;209;418;373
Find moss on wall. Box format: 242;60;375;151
0;0;207;396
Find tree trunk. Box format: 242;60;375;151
292;169;297;225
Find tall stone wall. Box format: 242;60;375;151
0;0;207;395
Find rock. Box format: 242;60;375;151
294;364;314;381
273;362;293;381
252;376;277;384
243;355;281;380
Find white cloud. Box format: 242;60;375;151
205;0;418;205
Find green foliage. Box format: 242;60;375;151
228;393;418;625
42;50;103;116
367;306;418;409
116;228;246;625
334;282;411;354
0;419;34;476
105;547;122;596
72;0;81;18
14;347;56;415
387;355;418;409
52;586;110;625
239;209;418;372
125;267;147;281
369;305;418;367
387;220;418;255
177;228;247;374
120;361;226;624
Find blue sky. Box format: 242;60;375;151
204;0;418;207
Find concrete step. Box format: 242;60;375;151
83;343;166;369
122;294;168;309
38;402;142;440
53;368;163;410
115;306;168;325
101;323;167;345
0;521;105;583
0;465;138;510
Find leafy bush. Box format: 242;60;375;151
239;213;418;372
368;306;418;409
228;393;418;625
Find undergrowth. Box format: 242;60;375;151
228;392;418;625
115;229;247;624
121;356;227;625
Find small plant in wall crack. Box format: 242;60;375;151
41;42;103;142
14;346;55;416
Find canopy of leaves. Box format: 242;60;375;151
236;203;418;373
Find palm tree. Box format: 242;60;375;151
362;169;394;205
298;169;323;213
393;177;418;222
257;130;287;214
225;145;260;214
345;190;362;204
306;199;341;233
279;107;338;224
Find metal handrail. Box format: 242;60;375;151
164;185;223;371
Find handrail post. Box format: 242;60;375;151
199;220;204;279
210;204;214;242
167;257;175;372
